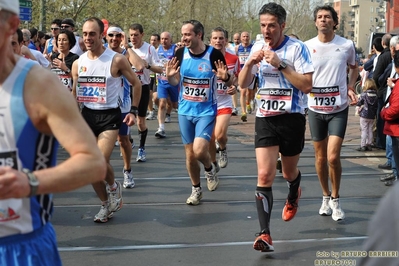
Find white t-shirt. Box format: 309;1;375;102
305;35;356;114
132;42;160;85
29;49;50;68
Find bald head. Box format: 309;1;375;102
240;31;250;46
160;31;173;49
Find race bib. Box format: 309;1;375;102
132;67;144;84
308;86;341;112
182;77;210;102
77;76;107;103
216;80;228;95
255;88;293;116
52;68;72;91
0;150;19;170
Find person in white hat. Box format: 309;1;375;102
0;1;107;265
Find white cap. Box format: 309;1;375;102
0;0;19;16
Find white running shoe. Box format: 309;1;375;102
155;128;166;138
213;162;220;173
146;112;156;120
165;115;171;123
123;170;135;189
329;198;345;221
108;181;123;212
94;204;113;223
319;196;332;216
136;148;146;162
186;186;203;205
205;164;219;191
219;149;228;168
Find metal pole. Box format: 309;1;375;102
40;0;46;31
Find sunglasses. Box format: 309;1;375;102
51;27;60;30
61;25;71;29
108;33;122;38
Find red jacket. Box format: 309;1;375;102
381;82;399;137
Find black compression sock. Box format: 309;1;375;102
255;187;273;235
287;171;301;200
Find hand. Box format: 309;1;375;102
123;113;136;126
348;89;358;106
226;85;237;95
0;167;31;199
213;60;228;80
165;57;180;78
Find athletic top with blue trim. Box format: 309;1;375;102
120;48;132;113
304;35;356;114
248;36;313;117
77;49;122;110
0;58;59;239
157;44;177;88
237;43;253;68
174;45;225;117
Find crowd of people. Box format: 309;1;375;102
1;0;398;264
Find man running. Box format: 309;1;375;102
239;2;313;252
166;20;233;205
72;17;142;223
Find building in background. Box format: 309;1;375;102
387;0;399;34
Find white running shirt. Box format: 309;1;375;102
132;42;160;85
305;35;356;114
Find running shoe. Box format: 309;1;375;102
241;113;247;122
146;112;156;120
136;148;146;162
186;186;202;205
246;104;252;114
319;196;332;216
385;176;397;186
329;197;345;221
108;181;123;212
165;114;171;123
232;108;238;116
114;140;120;147
155;128;166;138
380;172;396;182
253;233;274;252
94;204;113;223
219;149;228;168
205;164;219;191
123;170;135;189
282;187;301;221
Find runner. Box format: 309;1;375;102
71;17;142;222
165;20;233;205
0;2;106;264
238;2;313;252
209;27;240;169
129;23;163;162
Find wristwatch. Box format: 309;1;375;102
129;106;138;117
278;60;287;71
22;168;39;197
65;68;71;74
146;64;151;69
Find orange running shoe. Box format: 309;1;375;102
282;187;302;221
253;233;274;252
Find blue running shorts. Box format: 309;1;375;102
178;115;215;144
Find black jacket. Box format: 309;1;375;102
373;47;392;98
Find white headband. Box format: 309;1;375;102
107;27;123;34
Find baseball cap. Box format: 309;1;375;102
61;18;75;27
0;0;19;16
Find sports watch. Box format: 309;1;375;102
278;60;287;71
22;168;39;197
